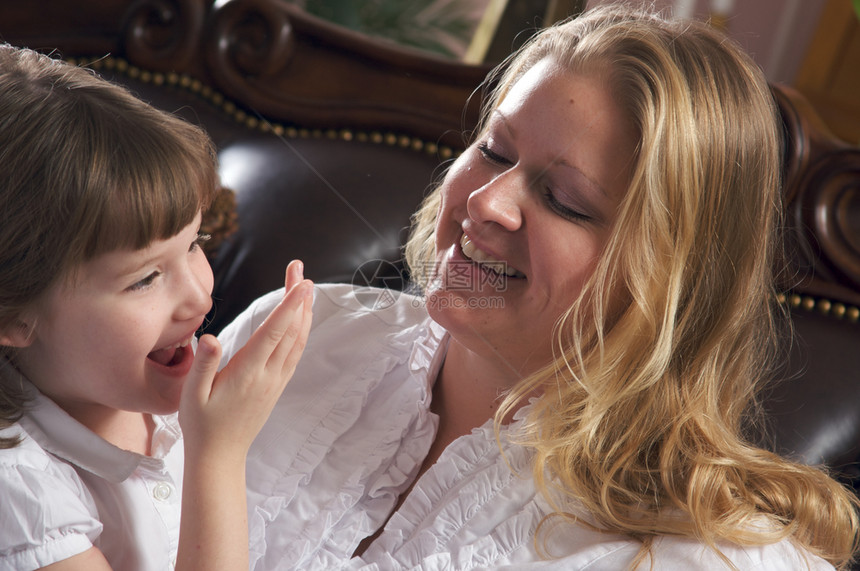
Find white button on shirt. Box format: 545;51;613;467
0;367;184;571
153;481;173;501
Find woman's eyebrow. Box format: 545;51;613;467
555;160;608;199
489;109;516;138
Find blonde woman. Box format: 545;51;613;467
221;4;860;569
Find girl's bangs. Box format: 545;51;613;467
83;118;217;258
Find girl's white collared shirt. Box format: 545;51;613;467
0;368;183;570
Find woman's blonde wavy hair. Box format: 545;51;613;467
406;4;860;569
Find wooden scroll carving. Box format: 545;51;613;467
118;0;490;148
206;0;295;80
122;0;205;70
775;85;860;305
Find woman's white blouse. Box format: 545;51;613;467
219;284;833;571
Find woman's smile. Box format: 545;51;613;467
459;233;526;279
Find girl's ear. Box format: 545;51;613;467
0;319;36;348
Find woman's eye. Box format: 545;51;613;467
544;189;592;223
477;142;512;166
128;271;161;292
190;232;211;253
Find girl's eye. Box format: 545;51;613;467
544;189;592;223
128;271;161;292
477;142;512;166
190;232;211;253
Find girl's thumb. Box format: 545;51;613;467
184;334;223;403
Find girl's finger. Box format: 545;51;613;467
285;260;303;292
180;334;222;412
235;278;311;367
261;280;313;371
274;284;313;379
267;280;314;383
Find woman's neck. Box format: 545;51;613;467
432;340;531;434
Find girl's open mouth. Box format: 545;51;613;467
147;336;194;368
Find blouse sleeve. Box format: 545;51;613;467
0;434;102;570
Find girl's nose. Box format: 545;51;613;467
176;259;214;320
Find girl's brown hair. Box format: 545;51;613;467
0;45;217;445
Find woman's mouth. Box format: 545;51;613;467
460;234;526;278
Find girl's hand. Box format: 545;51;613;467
175;260;313;571
179;259;313;462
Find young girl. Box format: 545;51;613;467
0;45;313;570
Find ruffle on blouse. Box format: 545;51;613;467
351;404;835;571
355;411;549;570
241;285;445;570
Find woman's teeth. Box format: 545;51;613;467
460;235;525;278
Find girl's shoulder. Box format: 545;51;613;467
0;423;102;569
0;422;96;506
0;422;55;469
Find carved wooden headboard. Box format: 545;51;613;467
775;85;860;307
3;1;859;297
2;0;860;485
7;0;488;148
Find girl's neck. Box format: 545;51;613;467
62;403;155;455
109;412;156;456
4;357;156;455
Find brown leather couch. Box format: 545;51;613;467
3;0;860;498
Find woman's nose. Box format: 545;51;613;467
466;171;525;231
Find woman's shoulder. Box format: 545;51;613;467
646;534;835;570
226;282;426;329
218;283;430;366
241;284;443;570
